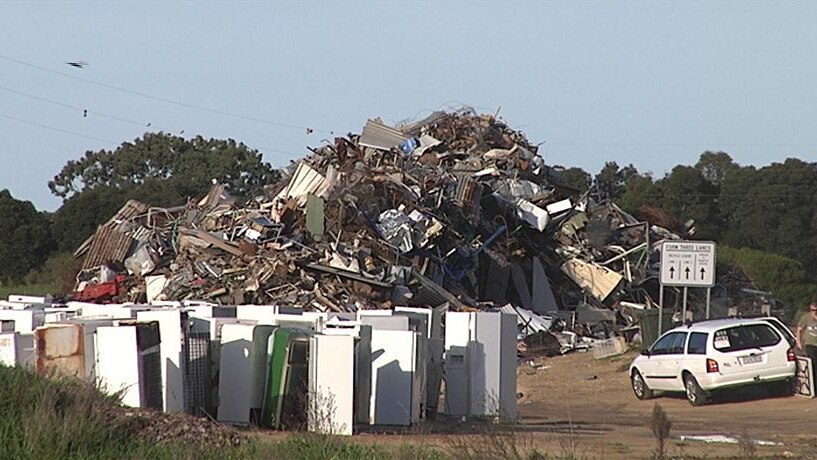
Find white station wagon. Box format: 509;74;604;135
629;318;797;405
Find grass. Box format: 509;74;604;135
0;282;60;301
0;364;243;460
0;363;595;460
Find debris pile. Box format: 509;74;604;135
116;408;245;449
73;109;692;342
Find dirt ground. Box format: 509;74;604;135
511;350;817;459
256;350;817;459
378;350;817;459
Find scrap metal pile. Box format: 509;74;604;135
73;109;690;335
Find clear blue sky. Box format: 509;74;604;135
2;1;816;212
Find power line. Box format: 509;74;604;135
0;85;178;133
0;112;117;144
0;54;325;134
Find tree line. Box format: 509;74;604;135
2;133;816;311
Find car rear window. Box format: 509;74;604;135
687;332;708;354
713;324;780;353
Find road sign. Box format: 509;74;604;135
659;240;716;287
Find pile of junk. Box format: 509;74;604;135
71;108;716;358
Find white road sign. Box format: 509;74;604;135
659;241;716;287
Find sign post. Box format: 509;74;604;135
659;241;717;327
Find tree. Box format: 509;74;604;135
694;151;739;187
594;161;624;201
0;190;56;283
557;166;592;192
51;186;128;253
49;132;283;252
49;132;281;203
650;166;723;240
719;158;817;272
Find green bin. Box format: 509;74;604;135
639;309;674;349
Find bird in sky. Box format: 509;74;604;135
66;61;88;68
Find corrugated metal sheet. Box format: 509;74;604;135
81;225;135;270
275;162;330;206
75;200;148;258
359;119;407;151
77;200;148;269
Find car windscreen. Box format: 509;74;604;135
712;324;780;353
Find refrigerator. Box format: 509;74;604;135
368;329;423;426
95;321;163;409
261;327;310;429
308;334;354;435
444;311;517;421
217;323;275;425
136;309;189;413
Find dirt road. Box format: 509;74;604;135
514;350;817;459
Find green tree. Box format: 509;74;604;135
0;190;56;283
694;151;739;187
719;158;817;272
49;132;280;203
595;162;648;202
650;166;723;240
49;132;282;252
51;186;128;253
556;166;592;192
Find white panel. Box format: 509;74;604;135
236;305;279;323
356;310;393;320
309;335;354;435
499;313;518;421
0;310;44;333
0;333;18;366
361;315;409;331
217;324;274;425
472;312;502;417
369;330;417;426
137;310;186;413
394;307;433;338
444;312;473;416
96;326;141;407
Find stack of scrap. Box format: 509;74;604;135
71;109;689;334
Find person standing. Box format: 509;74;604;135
796;301;817;385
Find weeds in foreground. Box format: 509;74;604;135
737;428;758;459
0;364;237;460
650;403;672;460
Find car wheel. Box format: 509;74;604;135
631;370;653;400
684;374;709;406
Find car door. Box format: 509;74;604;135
641;331;688;391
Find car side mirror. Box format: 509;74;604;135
640;349;651;356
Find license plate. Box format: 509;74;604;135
741;355;763;364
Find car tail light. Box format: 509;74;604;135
706;358;719;373
787;347;796;362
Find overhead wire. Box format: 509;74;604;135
0;84;179;133
0;54;326;134
0;112;117;144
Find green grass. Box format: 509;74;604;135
0;364;243;460
0;282;60;301
0;364;577;460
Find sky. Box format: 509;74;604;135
2;1;816;212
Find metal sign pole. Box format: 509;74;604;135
706;287;711;319
682;286;688;323
658;282;664;335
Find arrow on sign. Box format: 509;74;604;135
669;266;675;279
684;267;691;279
700;268;706;280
